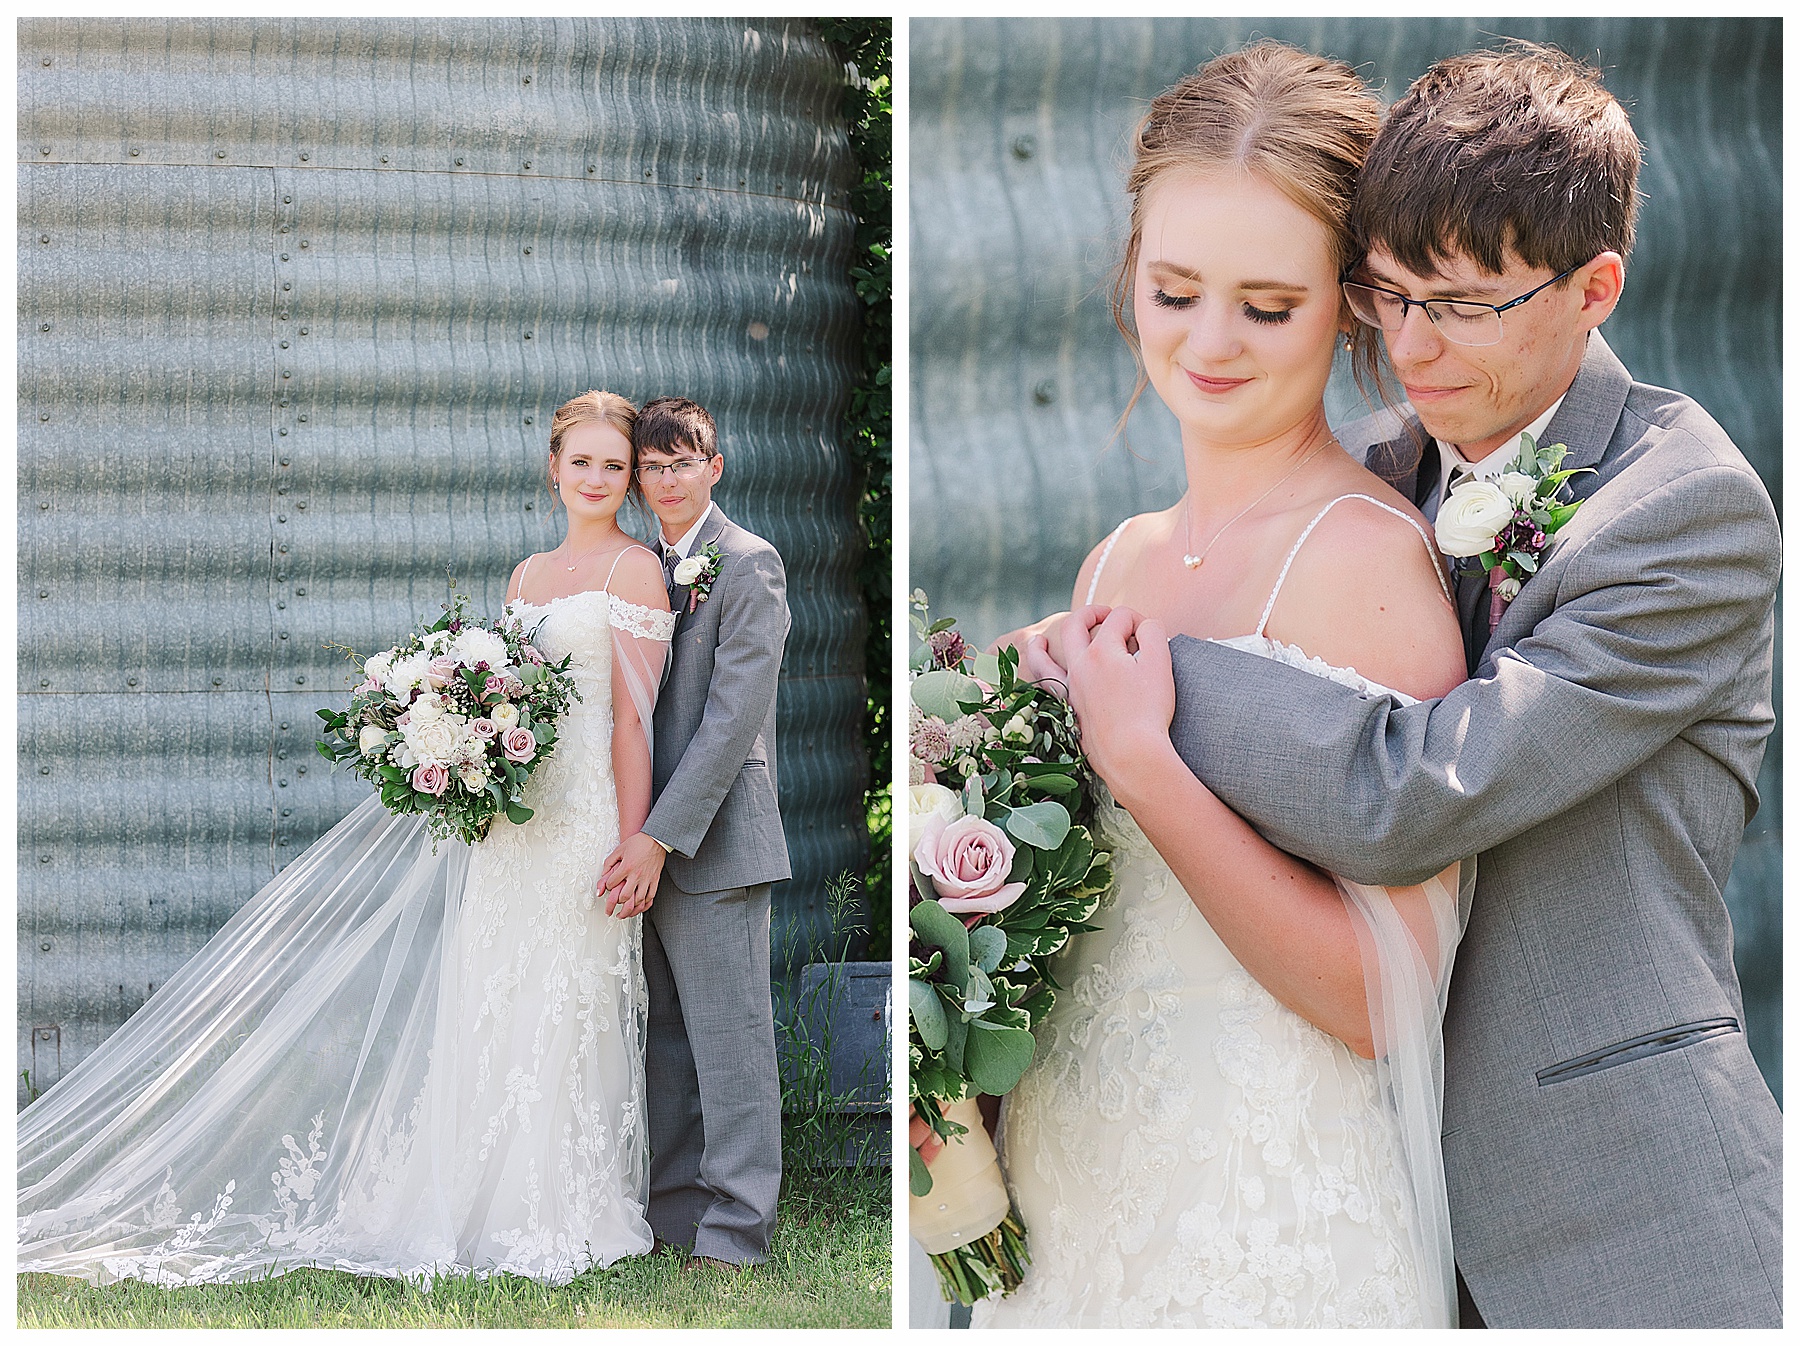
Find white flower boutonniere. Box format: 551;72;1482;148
1435;432;1594;633
675;541;723;613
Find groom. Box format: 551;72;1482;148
1057;46;1780;1328
599;395;791;1267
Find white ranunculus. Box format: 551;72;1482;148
459;764;489;791
358;724;389;757
490;701;520;730
363;651;395;684
1435;480;1514;558
672;554;707;586
408;693;445;722
385;652;431;694
450;627;508;669
1494;471;1538;506
908;782;964;845
404;713;465;766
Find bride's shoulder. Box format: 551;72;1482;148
1072;507;1176;608
604;544;670;613
1268;490;1464;700
506;552;550;603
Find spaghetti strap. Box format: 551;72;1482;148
1086;519;1132;605
600;543;657;594
516;553;533;603
1254;493;1452;637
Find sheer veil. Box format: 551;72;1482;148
1335;859;1476;1329
18;587;668;1285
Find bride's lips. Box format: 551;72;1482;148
1185;370;1252;395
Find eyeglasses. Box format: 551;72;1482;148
1341;264;1582;348
635;458;711;484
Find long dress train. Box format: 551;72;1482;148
19;581;674;1285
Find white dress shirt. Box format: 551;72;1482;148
660;501;716;560
1437;396;1565;501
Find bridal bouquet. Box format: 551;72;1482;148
907;593;1113;1303
316;592;579;844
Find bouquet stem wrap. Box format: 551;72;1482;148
909;1098;1011;1254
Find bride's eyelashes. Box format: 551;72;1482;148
1148;288;1295;325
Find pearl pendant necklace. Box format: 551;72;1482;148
1182;441;1328;569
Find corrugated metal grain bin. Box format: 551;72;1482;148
20;16;870;1102
909;17;1781;1093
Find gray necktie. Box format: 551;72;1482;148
660;544;679;597
1443;459;1489;674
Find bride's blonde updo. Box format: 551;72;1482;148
1111;42;1382;415
547;389;639;507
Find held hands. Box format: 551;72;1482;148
1059;604;1178;796
598;831;666;918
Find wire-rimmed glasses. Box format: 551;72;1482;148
1342;263;1581;348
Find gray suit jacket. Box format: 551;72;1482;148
1166;334;1781;1327
645;506;792;894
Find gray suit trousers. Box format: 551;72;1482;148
644;876;781;1263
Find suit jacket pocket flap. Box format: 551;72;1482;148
1536;1017;1739;1086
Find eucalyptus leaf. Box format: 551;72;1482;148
910;977;949;1050
964;773;985;821
1507;550;1539;574
909;899;971;991
964;1021;1037;1095
970;650;1004;686
1004;800;1072;850
912;668;985;721
910;1147;934;1197
962;964;996;1016
968;924;1008;974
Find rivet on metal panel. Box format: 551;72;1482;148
280;722;288;730
523;161;532;171
523;76;531;85
300;152;309;161
279;427;288;435
523;247;532;255
279;227;288;234
295;586;305;594
455;158;464;167
279;780;288;787
41;57;50;66
280;340;289;349
282;369;291;376
278;515;286;523
1012;135;1037;160
300;241;309;249
279;399;289;408
299;326;308;334
38;590;48;598
279;545;288;554
40;855;49;863
280;253;289;262
39;413;49;422
40;941;50;952
524;416;533;425
298;415;307;423
1032;380;1057;405
127;676;138;686
380;155;389;164
587;166;596;174
281;808;291;817
39;679;48;687
523;332;532;340
283;195;292;204
277;599;286;609
39;767;49;775
644;169;652;177
280;456;290;466
129;148;139;157
282;283;291;292
39;234;49;243
40;147;49;156
279;838;289;847
295;677;305;686
40;323;49;331
213;677;222;686
217;151;226;160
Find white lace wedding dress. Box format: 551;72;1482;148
974;496;1470;1329
18;581;675;1286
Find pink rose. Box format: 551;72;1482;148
520;643;545;665
502;726;537;763
471;717;498;740
913;814;1027;914
354;675;378;694
427;655;460;688
483;673;509;700
411;763;450;796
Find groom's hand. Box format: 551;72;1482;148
600;832;666;918
1062;606;1177;794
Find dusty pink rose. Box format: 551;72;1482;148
912;814;1027;914
502;726;538;763
471;717;498;740
411;762;450;796
427;655;460;688
354;675;379;694
483;673;509;700
520;643;545;665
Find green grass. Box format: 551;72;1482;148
17;1167;891;1329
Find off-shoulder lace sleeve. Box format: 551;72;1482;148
609;593;676;641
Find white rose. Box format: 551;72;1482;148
1434;480;1514;558
1494;471;1537;506
363;651;395;684
459;764;489;791
490;701;520;730
385;652;431;694
908;783;964;845
672;554;707;586
449;627;508;669
408;693;444;722
404;714;465;766
358;724;389;757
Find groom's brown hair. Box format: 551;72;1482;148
1353;42;1642;278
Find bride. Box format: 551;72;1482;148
19;390;674;1285
967;45;1469;1327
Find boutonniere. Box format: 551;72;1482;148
672;541;723;613
1436;432;1594;633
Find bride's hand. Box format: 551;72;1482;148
1062;606;1176;792
1009;606;1112;696
598;832;665;918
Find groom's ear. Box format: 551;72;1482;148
1573;252;1625;332
707;453;725;487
